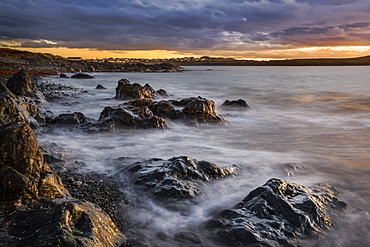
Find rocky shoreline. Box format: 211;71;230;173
0;70;350;246
0;48;184;77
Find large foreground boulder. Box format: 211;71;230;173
0;198;125;247
0;122;126;246
206;178;350;247
124;156;238;202
0;122;68;200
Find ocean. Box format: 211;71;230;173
37;66;370;246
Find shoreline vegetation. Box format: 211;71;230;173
1;48;370;77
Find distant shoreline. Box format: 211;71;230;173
1;48;369;77
171;56;370;66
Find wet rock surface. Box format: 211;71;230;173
0;83;32;126
206;178;350;247
96;105;167;130
96;84;107;89
125;96;226;125
179;97;226;124
0;122;68;200
5;70;37;97
0;72;45;127
71;72;96;79
52;112;92;125
115;78;157;100
222;99;250;109
124;156;238;202
0;198;125;247
126;99;182;120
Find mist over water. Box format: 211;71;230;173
38;66;370;246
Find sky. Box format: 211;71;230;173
0;0;370;59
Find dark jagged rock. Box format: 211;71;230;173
0;83;30;126
0;122;68;200
152;100;182;119
6;70;37;97
206;178;350;247
60;73;69;78
96;105;167;130
222;99;250;108
115;78;157;100
127;99;182;119
124;156;238;202
126;97;226;124
96;84;107;89
156;88;169;97
71;72;95;79
174;97;226;124
0;82;44;128
53;112;91;125
0;198;125;247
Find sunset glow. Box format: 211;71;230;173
1;0;370;59
11;46;370;60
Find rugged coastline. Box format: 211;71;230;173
0;70;352;246
0;48;184;77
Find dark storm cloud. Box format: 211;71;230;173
0;0;369;51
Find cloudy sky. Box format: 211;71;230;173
1;0;370;59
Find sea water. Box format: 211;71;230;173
37;66;370;246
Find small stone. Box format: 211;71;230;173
73;181;83;186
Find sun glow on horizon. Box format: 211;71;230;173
3;45;370;60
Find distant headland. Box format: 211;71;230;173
1;48;369;76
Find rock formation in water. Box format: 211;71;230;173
124;156;238;202
96;105;168;130
71;72;95;79
206;178;350;247
173;96;226;124
222;99;250;109
125;96;227;125
115;78;157;100
52;112;92;125
96;84;107;89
